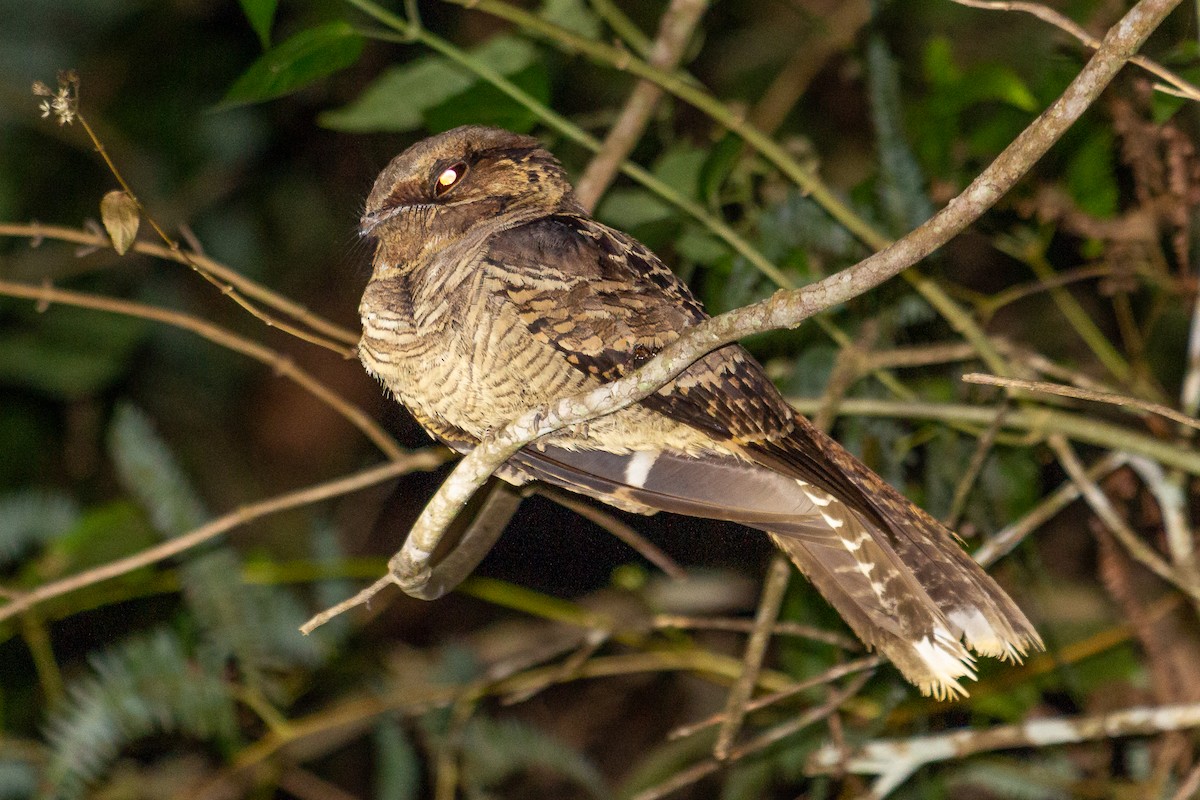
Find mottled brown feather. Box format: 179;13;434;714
357;125;1042;697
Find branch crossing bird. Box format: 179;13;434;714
357;125;1042;699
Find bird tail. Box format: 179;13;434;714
761;478;1042;699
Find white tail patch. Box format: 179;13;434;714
913;627;976;700
623;450;659;488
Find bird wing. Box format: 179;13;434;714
475;214;1042;696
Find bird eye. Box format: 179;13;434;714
433;162;468;197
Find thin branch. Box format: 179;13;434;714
1127;456;1200;616
532;487;686;579
0;455;445;627
66;110;355;357
633;672;871;800
952;0;1200;102
783;397;1200;476
714;554;790;759
943;404;1010;529
0;221;359;346
652;615;860;650
973;451;1130;567
964;372;1200;431
1049;435;1197;600
305;0;1181;629
667;655;882;741
808;702;1200;800
574;0;709;210
0;278;402;460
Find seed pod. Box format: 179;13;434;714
100;190;139;255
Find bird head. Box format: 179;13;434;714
360;126;580;267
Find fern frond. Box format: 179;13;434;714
106;405;324;690
43;628;236;800
462;716;607;799
107;404;206;537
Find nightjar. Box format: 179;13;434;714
357;125;1041;698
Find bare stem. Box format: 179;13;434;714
808;701;1200;799
0;278;400;460
72;114;355;357
0;221;359;346
963;372;1200;431
574;0;709;210
0;455;445;627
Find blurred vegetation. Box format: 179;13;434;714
1;0;1199;798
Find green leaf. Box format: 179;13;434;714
921;37;961;87
960;62;1038;112
595;188;672;231
39;502;158;581
539;0;602;39
239;0;278;48
321;56;465;132
0;304;146;399
0;491;79;567
653;145;707;201
697;133;743;206
1065;128;1117;219
221;21;363;108
373;720;421;800
422;61;549;133
320;35;541;133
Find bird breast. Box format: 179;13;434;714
358;265;592;438
358;263;718;455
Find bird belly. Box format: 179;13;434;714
360;294;713;454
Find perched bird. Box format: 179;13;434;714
358;125;1042;699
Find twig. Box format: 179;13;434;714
0;222;359;346
652;615;860;650
277;766;364;800
714;554;789;759
588;0;652;56
305;0;1181;630
783;397;1200;476
973;451;1130;567
1049;435;1196;600
574;0;709;210
943;404;1010;529
1182;267;1200;420
667;655;882;740
0;278;401;460
633;672;871;800
963;372;1200;431
60;104;356;357
807;702;1200;800
533;487;686;579
0;455;444;627
951;0;1200;102
1127;456;1200;616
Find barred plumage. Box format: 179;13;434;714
358;125;1042;697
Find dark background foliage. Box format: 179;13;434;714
1;0;1199;798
